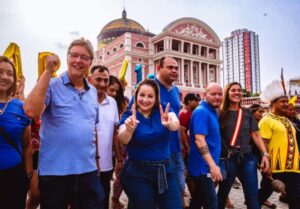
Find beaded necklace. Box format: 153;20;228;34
0;101;9;115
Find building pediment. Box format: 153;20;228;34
163;17;221;45
172;23;213;42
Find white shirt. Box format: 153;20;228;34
97;95;119;172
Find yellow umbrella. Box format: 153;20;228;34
3;43;23;80
38;52;60;79
119;59;128;87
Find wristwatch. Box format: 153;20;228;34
262;152;270;157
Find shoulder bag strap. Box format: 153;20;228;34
229;108;244;147
0;127;23;158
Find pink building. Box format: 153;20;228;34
94;10;222;99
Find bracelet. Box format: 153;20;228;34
262;152;269;158
27;173;33;180
116;159;123;163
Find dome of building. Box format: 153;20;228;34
97;9;153;49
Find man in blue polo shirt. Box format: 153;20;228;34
24;39;104;209
188;83;223;209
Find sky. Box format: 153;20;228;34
0;0;299;94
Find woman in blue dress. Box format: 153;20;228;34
118;79;182;209
0;56;32;209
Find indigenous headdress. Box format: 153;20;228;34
260;68;289;103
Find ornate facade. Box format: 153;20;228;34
94;10;222;99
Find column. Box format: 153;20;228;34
181;41;184;53
207;64;210;85
164;37;170;51
216;66;220;84
181;59;185;84
199;62;202;88
190;60;194;85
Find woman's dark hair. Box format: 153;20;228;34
108;75;126;113
0;56;17;98
134;79;160;110
219;82;242;128
249;103;262;114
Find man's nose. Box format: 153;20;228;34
1;73;8;79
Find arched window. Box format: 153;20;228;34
136;42;144;48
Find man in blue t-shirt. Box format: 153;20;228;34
188;83;223;209
154;56;186;207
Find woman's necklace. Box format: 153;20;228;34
0;100;10;115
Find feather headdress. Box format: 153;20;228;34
260;80;289;103
260;69;289;103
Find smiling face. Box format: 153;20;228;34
67;45;92;79
0;58;16;98
228;84;243;104
272;96;289;116
136;84;156;115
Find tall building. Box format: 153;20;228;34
94;10;222;99
222;29;261;94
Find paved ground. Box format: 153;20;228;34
34;172;288;209
112;172;288;209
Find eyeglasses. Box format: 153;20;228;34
69;53;91;62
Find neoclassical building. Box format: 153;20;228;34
94;10;222;99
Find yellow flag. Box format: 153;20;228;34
3;43;23;80
38;52;60;79
119;59;128;87
289;95;297;107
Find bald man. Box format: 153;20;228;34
188;83;223;209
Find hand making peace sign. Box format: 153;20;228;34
124;104;140;133
160;103;172;128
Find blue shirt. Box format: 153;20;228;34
154;77;181;153
0;99;31;170
188;100;221;177
119;105;171;161
39;72;99;175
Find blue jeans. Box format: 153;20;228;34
171;152;186;192
39;170;105;209
121;159;182;209
190;175;217;209
217;153;260;209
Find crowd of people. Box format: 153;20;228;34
0;38;299;209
